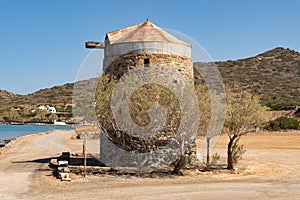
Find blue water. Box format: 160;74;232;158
0;125;73;141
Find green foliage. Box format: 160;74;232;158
96;72;194;173
210;153;220;166
197;47;300;110
1;109;21;121
95;74;181;132
48;114;58;121
0;80;77;121
225;87;268;134
65;106;72;112
1;47;300;122
265;117;300;131
95;74;115;128
224;86;268;170
194;75;211;136
20;112;36;119
172;155;189;174
231;142;246;165
34;110;48;120
129;84;180;127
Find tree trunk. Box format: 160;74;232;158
206;137;210;166
172;155;185;174
172;140;186;173
227;135;236;170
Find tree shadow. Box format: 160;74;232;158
12;155;104;167
69;156;104;166
12;157;51;164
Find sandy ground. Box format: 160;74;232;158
0;130;299;200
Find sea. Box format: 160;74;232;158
0;124;73;141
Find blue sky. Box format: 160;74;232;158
0;0;299;94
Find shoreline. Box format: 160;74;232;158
0;129;74;156
0;122;73;126
0;124;73;140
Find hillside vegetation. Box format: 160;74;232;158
216;47;300;109
0;47;299;121
0;90;20;103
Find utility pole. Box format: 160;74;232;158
83;136;87;177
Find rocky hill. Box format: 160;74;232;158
0;47;299;121
0;90;20;103
216;47;300;109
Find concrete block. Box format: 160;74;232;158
58;172;69;179
61;177;71;181
58;160;68;166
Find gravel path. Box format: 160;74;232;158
0;130;78;199
0;130;299;200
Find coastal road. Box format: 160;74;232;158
0;131;300;199
0;130;78;199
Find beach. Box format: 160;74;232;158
0;124;72;141
0;130;299;199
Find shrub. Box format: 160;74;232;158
266;117;300;131
210;153;220;166
232;144;246;165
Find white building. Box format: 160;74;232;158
38;105;56;113
38;105;47;110
46;105;56;113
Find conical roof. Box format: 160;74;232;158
105;19;190;47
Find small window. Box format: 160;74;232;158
144;58;150;69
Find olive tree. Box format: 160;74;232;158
96;73;195;173
194;84;211;164
48;114;59;122
224;87;268;170
35;110;48;120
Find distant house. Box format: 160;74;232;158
46;105;56;113
38;105;47;111
48;107;56;113
30;109;36;113
65;103;73;108
38;105;56;113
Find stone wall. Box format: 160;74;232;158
103;41;192;70
98;53;196;170
105;53;193;83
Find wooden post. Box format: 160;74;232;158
83;136;87;177
206;137;210;167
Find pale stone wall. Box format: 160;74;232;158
105;53;193;83
99;53;196;169
103;41;192;70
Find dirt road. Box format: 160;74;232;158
0;130;299;199
0;130;80;199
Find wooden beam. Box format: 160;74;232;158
85;41;105;49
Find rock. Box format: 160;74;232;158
61;177;71;181
58;172;69;179
57;167;70;173
58;160;68;166
76;131;101;139
50;158;58;167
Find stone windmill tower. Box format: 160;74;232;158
86;19;193;81
86;20;197;171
